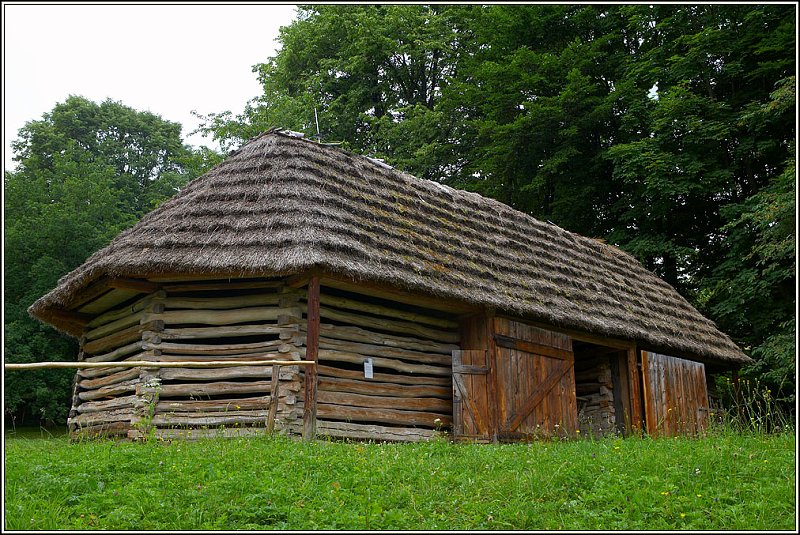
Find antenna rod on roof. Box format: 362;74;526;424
314;108;320;137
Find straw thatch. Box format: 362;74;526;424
29;130;750;365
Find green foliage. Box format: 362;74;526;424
4;96;221;425
198;4;796;407
3;433;795;530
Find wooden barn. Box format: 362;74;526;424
28;130;752;442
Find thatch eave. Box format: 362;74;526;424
27;130;752;367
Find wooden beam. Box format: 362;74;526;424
108;278;161;294
45;308;93;327
303;276;321;441
493;334;573;361
487;311;500;443
522;318;635;350
627;346;644;435
68;277;112;309
5;360;315;370
320;274;475;315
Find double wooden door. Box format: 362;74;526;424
452;318;577;441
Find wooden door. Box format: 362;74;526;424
641;351;710;437
451;349;493;441
493;318;577;439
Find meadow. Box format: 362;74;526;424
3;427;796;531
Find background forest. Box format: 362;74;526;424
4;4;795;426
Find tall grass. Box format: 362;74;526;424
3;425;795;531
712;375;794;435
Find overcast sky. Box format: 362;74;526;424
3;3;299;170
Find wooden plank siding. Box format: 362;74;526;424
493;317;578;439
641;351;710;437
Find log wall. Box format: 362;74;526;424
69;278;305;439
307;284;459;442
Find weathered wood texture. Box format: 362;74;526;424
641;351;710;437
69;278;307;439
452;349;492;440
313;284;456;436
492;317;577;439
303;276;321;440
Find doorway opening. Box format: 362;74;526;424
572;341;633;437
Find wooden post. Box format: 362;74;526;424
303;276;320;441
486;310;500;443
626;346;644;436
267;364;280;433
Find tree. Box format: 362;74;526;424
4;96;222;426
199;5;796;410
194;4;473;181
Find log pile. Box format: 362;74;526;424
575;356;616;437
307;287;458;441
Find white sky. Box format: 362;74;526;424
2;3;299;171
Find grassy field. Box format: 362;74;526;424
3;428;796;531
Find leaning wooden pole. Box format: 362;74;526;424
303;276;321;441
4;360;315;370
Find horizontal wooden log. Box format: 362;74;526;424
77;395;138;414
157;325;297;341
85;340;143;363
318;337;451;366
319;293;458;329
79;368;140;390
128;426;274;441
156;381;301;398
315;420;437;442
318;376;451;399
77;353;153;379
143;306;302;326
156;396;279;413
316;364;451;386
151;414;269;427
321;277;473;315
155;351;301;362
105;278;160;294
318;324;457;354
143;340;287;355
159;366;299;382
72;421;131;437
316;404;451;428
78;288;141;316
319;306;459;343
78;380;138;401
318;391;452;413
315;349;451;376
158;293;281;310
69;277;112;309
13;359;312;371
576;382;612;394
159;280;284;292
148;412;273;427
70;408;134;426
84;311;145;341
44;308;92;328
83;321;155;355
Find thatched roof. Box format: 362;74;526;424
29;130;750;365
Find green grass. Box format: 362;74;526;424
3;429;796;530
